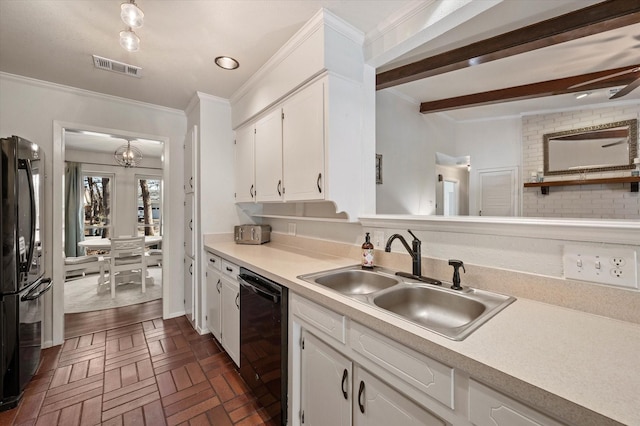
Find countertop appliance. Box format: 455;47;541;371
238;268;288;425
1;136;53;411
234;224;270;244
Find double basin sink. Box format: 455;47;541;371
298;265;515;340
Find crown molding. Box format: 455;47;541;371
0;72;185;116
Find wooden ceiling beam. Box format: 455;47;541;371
419;65;640;114
377;0;640;90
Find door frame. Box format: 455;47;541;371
51;121;170;346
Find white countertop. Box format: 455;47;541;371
205;241;640;426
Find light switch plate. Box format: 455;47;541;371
373;231;385;249
563;245;638;289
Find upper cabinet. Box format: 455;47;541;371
255;108;284;202
230;9;375;220
234;124;255;203
184;125;196;194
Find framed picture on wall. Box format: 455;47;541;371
376;154;383;184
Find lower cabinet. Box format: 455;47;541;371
205;251;240;367
205;257;222;341
220;274;240;366
299;330;446;426
184;256;194;325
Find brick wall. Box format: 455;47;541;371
522;104;640;219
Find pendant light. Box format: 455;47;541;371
121;0;144;28
114;140;143;167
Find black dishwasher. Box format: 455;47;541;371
238;268;288;426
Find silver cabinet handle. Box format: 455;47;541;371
317;173;322;193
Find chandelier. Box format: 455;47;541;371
114;140;143;167
119;0;143;52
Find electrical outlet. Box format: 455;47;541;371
373;231;385;249
563;245;638;289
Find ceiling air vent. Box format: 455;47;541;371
92;55;142;78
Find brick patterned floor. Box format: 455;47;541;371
1;316;277;425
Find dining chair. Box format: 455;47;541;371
107;236;146;298
63;253;108;290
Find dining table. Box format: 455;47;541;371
77;235;162;251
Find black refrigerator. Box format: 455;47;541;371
1;135;52;411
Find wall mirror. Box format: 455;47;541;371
544;119;638;176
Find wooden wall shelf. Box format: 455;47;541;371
524;176;640;194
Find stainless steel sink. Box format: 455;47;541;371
300;266;402;295
298;265;515;340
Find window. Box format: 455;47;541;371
137;176;162;236
83;174;112;237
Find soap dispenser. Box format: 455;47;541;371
362;233;374;269
448;259;465;290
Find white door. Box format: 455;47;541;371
235;124;255;203
282;80;325;201
184;256;194;324
206;266;222;341
353;367;446;426
221;275;240;366
443;180;458;216
255;108;284;202
300;330;352;426
477;167;518;217
184;125;196;193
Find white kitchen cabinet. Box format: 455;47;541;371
300;330;352;426
184;193;194;258
220;260;240;366
255;108;284;202
353;367;447;426
235;123;255;203
281;79;325;201
292;294;449;426
184;256;194;325
469;380;565;426
205;253;222;341
184;125;196;194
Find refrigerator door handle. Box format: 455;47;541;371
21;277;53;301
18;158;37;276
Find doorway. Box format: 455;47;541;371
53;123;167;341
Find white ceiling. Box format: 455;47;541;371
0;0;413;110
0;0;638;122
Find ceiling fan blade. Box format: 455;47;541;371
609;75;640;99
601;140;625;148
568;67;639;89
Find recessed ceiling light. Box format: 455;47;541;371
215;56;239;70
575;92;590;99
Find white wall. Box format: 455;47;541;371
0;72;187;346
522;104;640;219
376;90;452;214
454;117;521;215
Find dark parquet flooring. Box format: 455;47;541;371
0;310;277;425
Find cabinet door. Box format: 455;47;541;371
282;80;325;201
300;330;351;426
255;108;284;202
184;125;196;194
221;275;240;366
184;193;194;258
235;124;255;203
206;266;222;341
353;368;446;426
184;256;194;324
